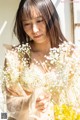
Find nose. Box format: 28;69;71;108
32;23;39;33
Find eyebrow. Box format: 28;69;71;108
22;16;43;22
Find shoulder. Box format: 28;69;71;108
5;43;31;58
59;41;75;55
59;41;80;63
59;41;75;49
50;41;75;56
5;43;31;67
15;43;31;58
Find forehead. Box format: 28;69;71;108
22;6;42;20
31;6;42;18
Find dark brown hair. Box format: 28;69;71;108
13;0;67;47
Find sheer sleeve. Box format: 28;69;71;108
3;48;43;120
6;88;37;120
3;49;34;120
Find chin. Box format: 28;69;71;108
35;40;47;44
34;38;46;43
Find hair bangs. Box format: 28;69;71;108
21;0;42;21
21;3;32;21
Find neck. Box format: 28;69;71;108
31;39;51;55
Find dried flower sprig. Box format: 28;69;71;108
1;41;80;119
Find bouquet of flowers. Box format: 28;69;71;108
2;41;80;119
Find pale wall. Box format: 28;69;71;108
0;0;19;67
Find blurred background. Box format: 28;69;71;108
0;0;80;113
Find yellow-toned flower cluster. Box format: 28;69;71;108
54;104;80;120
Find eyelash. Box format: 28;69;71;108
37;19;43;23
24;23;31;26
23;19;44;27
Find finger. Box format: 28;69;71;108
36;99;49;109
36;102;49;112
36;96;50;109
6;86;23;96
6;87;19;96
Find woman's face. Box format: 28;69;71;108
22;6;48;44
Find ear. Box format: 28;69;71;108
3;44;13;50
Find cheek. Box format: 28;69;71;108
23;28;31;37
26;32;32;38
40;24;47;33
23;27;27;34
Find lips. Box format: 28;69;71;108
34;34;42;38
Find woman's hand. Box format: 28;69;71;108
6;83;33;96
35;93;51;112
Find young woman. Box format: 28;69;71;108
4;0;79;120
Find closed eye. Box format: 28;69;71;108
37;19;44;23
23;23;31;26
